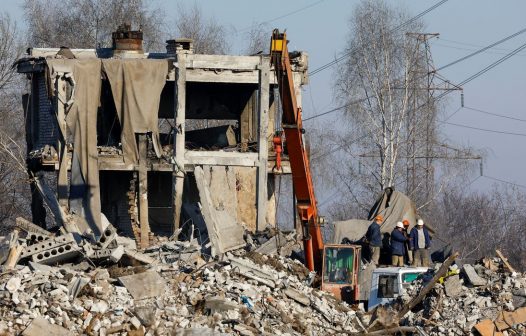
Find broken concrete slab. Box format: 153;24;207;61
15;217;53;237
118;270;166;300
283;287;310;306
463;264;486;286
5;276;21;293
229;257;277;288
68;276;90;299
194;166;245;256
134;306;157;327
110;245;125;263
28;261;55;273
444;274;462;297
205;296;242;314
255;232;296;256
22;317;70;336
116;235;137;250
124;248;157;265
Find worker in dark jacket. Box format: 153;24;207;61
390;222;407;266
365;215;383;265
402;219;413;265
409;219;431;267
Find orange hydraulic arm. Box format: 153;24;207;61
270;29;324;273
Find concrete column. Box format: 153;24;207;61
256;56;270;231
54;74;68;209
138;134;150;248
172;51;187;232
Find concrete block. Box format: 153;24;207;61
98;224;118;249
283;287;310;306
30;240;81;265
90;248;114;260
205;296;242;314
229;257;276;288
118;271;166;300
21;233;76;259
444;275;462;298
110;245;125;263
463;264;486;286
22;317;69;336
15;217;53;238
123;249;156;265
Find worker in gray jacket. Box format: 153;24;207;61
409;219;431;267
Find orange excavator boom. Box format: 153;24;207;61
270;29;324;272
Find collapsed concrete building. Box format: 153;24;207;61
16;24;308;252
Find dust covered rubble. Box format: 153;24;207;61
394;258;526;335
0;228;360;335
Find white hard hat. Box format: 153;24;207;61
396;222;404;229
417;219;424;226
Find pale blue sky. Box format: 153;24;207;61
4;0;526;194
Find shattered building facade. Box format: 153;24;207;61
17;25;309;253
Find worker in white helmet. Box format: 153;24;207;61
409;219;431;267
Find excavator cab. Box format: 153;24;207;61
321;244;362;302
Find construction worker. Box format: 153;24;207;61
402;219;413;265
365;215;383;266
390;222;407;266
409;219;431;267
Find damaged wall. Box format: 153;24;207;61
17;33;308;246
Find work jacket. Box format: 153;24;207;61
390;229;407;256
409;226;431;250
365;222;382;247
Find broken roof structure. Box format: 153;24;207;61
16;24;309;252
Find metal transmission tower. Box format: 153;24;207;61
404;32;463;205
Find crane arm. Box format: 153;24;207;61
270;29;324;272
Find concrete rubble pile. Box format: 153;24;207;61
0;218;362;335
395;256;526;336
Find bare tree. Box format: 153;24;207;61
0;12;31;230
243;23;269;55
0;14;20;91
433;184;526;271
23;0;166;51
173;3;230;55
335;1;426;196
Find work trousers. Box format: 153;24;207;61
391;255;404;267
412;249;430;267
370;246;380;265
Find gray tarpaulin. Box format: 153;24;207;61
332;189;431;244
47;59;103;235
332;219;370;244
102;59;168;164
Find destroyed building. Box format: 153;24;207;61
16;24;308;252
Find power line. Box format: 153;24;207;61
434;41;526;103
464;106;526;123
235;0;328;34
305;26;526;122
439;37;526;53
441;121;526;137
303;97;368;121
482;175;526;189
458;43;526;86
433;42;526;57
308;0;449;76
436;27;526;72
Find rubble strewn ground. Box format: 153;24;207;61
393;257;526;335
0;220;363;335
0;216;525;335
